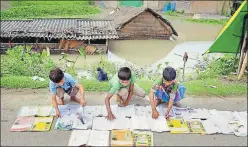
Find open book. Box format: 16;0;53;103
167;118;189;134
17;105;53;117
68;130;91;146
132;131;154;146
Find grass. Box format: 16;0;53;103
1;0;100;20
185;18;229;25
184;78;247;97
1;76;247;97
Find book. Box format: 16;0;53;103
111;130;133;146
17;106;38;117
132;131;154;146
148;116;170;132
68;130;91;146
92;116;131;131
17;105;53;117
167;118;189;134
131;115;150;130
10;117;35;132
186;120;206;134
88;130;110;146
36;105;53;117
31;117;53;131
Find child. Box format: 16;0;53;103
49;68;86;118
105;67;146;120
149;67;186;119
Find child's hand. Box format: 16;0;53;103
80;99;87;106
56;110;61;118
165;113;169;119
106;112;116;121
152;110;159;119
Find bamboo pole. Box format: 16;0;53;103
238;53;247;80
237;31;247;73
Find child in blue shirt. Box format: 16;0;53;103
49;68;86;117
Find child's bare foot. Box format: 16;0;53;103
116;95;124;105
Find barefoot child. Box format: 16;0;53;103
149;67;186;119
49;68;86;118
105;67;146;120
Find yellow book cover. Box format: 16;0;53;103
31;117;53;132
132;131;154;146
111;130;133;146
186;120;206;134
167;118;189;134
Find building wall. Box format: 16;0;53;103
119;11;173;39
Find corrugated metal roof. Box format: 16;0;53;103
0;18;118;40
0;20;32;38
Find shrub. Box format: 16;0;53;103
1;46;56;78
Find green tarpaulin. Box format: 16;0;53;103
120;0;143;7
206;1;247;54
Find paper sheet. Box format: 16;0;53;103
135;106;149;116
148;116;170;132
84;105;102;116
88;130;110;146
17;106;38;117
188;108;209;120
68;130;91;146
131;115;150;130
92;116;131;130
36;105;53;117
92;117;112;131
201;119;221;134
118;104;135;117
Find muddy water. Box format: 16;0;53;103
50;16;223;68
50;54;106;69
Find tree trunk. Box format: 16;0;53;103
238;53;247;80
237;31;247;73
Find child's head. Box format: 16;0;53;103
49;68;65;86
163;67;176;85
118;67;131;86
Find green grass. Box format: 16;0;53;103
1;0;100;20
184;78;247;97
1;76;246;97
185;18;229;25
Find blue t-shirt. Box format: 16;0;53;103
49;73;78;94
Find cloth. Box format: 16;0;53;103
154;83;186;103
97;67;108;81
56;87;79;99
108;73;136;94
49;73;78;95
151;78;179;94
116;84;146;104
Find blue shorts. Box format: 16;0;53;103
155;83;186;103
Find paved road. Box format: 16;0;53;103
1;88;247;146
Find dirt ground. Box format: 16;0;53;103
1;88;247;146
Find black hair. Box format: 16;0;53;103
118;67;131;81
163;67;176;81
49;68;64;83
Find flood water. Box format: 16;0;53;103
51;16;223;68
